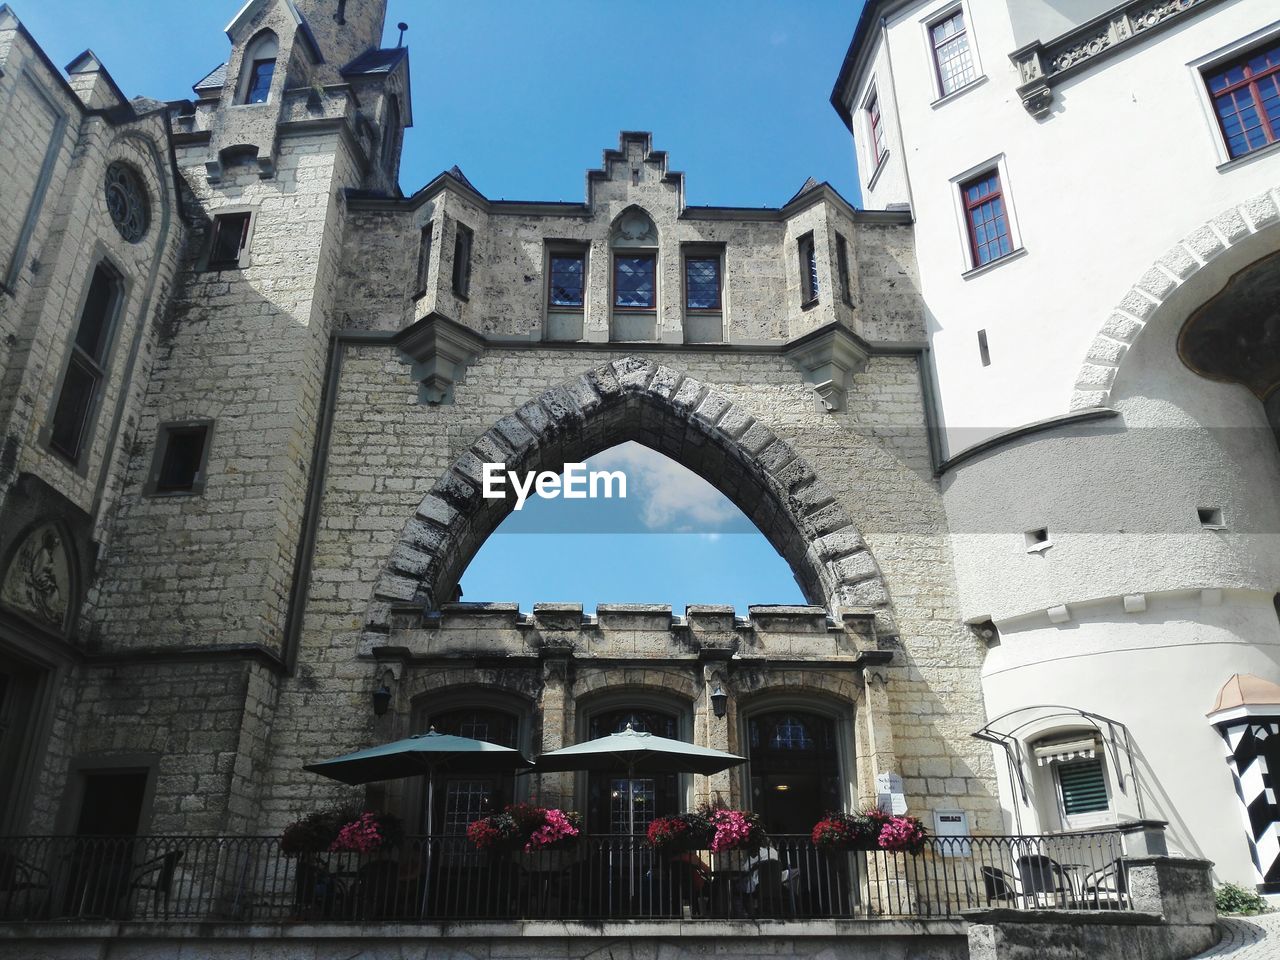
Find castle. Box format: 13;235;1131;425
0;0;1277;956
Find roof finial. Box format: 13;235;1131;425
396;22;409;48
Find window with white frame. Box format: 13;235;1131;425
929;9;977;98
866;88;887;166
1034;735;1113;829
1203;39;1280;160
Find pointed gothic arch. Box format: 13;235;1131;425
362;356;893;640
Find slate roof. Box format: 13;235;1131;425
193;62;227;95
340;47;408;77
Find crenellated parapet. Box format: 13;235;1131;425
363;601;892;667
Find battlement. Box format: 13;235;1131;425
363;601;887;665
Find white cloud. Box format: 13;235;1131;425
586;442;741;532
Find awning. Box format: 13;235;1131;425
1033;737;1099;766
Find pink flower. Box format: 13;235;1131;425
330;812;385;853
524;808;580;852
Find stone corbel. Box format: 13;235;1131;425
395;312;487;405
783;323;870;413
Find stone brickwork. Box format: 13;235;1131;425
0;0;1000;892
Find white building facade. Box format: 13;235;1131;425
833;0;1280;889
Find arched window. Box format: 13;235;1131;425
747;710;841;835
238;31;278;105
610;208;658;341
48;261;124;464
419;704;522;834
585;704;682;833
381;98;400;176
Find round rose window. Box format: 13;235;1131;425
104;162;149;243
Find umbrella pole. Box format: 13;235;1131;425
420;771;435;919
628;762;637;904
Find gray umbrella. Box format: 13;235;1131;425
535;725;746;833
304;728;533;914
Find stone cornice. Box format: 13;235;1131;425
1010;0;1226;117
784;323;873;413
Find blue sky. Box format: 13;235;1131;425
21;0;868;207
20;0;865;612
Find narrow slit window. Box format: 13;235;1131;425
415;225;433;298
977;329;991;366
208;212;252;269
835;234;853;306
49;263;121;463
452;223;473;298
799;234;818;305
961;171;1013;267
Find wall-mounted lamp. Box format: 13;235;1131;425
710;684;728;719
372;671;394;717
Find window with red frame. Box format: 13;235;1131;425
960;171;1013;268
868;91;887;165
1205;42;1280;159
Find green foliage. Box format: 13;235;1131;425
1215;882;1268;915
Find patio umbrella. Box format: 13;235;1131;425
304;728;533;913
534;725;746;899
536;725;746;834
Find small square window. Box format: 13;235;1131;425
684;257;721;311
148;422;212;496
1025;527;1050;552
208;212;251;270
960;171;1013;267
1204;41;1280;159
549;252;586;309
452;223;474;298
930;9;977;97
614;254;656;309
1198;507;1225;528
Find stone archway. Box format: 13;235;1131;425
362;356;892;638
1070;184;1280;411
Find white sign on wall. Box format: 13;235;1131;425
876;771;907;815
932;809;971;857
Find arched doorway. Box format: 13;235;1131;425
746;710;843;835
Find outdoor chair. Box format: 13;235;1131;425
1077;859;1128;910
0;849;51;920
127;849;184;918
980;865;1018;905
1015;854;1074;907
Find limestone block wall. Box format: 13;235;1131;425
252;342;998;836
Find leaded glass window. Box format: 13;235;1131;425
246;60;274;104
50;263;121;462
931;10;976;97
1206;43;1280;159
104;163;149;243
684;257;721;311
549;253;586;308
614;255;656;309
961;171;1012;267
769;714;814;750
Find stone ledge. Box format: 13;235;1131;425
0;918;967;940
959;908;1163;926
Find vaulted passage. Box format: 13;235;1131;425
362;356;893;640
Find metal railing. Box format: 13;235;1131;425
0;830;1130;923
